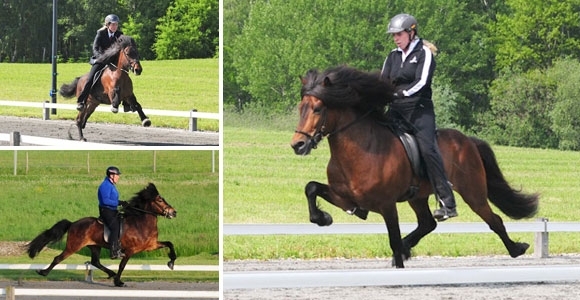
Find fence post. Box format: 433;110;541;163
9;132;20;146
189;109;198;132
534;217;549;258
84;261;94;283
43;100;51;120
5;285;15;300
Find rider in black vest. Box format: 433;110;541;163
380;13;457;221
76;14;123;112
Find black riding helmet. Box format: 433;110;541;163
106;166;121;176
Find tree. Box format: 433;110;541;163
547;58;580;150
482;69;558;148
154;0;218;59
231;0;388;112
491;0;580;72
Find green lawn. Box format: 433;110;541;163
0;59;219;131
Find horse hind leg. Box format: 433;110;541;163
36;246;79;276
87;245;116;279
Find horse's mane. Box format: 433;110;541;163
95;35;137;64
126;183;159;212
301;66;396;113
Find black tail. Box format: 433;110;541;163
58;77;81;98
26;219;72;259
470;137;539;219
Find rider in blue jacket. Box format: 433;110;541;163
98;166;125;259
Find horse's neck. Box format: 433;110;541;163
327;112;397;157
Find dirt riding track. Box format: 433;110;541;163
0;116;218;147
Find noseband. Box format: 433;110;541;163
294;106;327;150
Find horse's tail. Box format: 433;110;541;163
26;219;72;259
470;137;539;219
58;77;81;98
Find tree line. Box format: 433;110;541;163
0;0;218;63
224;0;580;150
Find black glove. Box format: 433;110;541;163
393;89;405;99
119;200;129;207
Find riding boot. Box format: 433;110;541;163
110;240;125;259
432;180;458;222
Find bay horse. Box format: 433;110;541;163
59;35;151;141
26;183;177;287
291;66;539;268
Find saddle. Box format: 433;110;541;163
96;216;124;244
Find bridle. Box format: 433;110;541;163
124;195;173;217
110;47;140;74
294;98;373;149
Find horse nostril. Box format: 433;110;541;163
292;141;306;154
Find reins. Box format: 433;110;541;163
294;105;373;149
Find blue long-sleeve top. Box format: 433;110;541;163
98;177;119;210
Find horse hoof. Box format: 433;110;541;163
114;280;125;287
509;242;530;258
167;261;174;270
36;269;48;276
111;107;119;113
142;119;151;127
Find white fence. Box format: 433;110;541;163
223;218;580;258
0;263;219;299
0;100;220;132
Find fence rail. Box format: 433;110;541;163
223;218;580;258
0;100;219;132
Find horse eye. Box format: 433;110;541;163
313;107;322;114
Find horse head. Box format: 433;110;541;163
128;183;176;218
291;66;396;155
119;36;142;75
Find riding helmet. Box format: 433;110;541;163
105;14;120;25
387;13;417;34
106;166;122;176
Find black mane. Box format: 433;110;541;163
126;183;159;212
301;66;395;110
96;35;137;64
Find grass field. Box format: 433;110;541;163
0;150;218;282
0;59;219;131
223;112;580;260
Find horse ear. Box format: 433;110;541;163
300;76;307;85
323;76;332;87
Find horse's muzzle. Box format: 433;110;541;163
291;140;314;156
165;208;177;219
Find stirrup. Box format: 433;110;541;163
76;102;85;111
433;206;457;222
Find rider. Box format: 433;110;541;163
380;13;457;221
98;166;126;259
76;14;123;112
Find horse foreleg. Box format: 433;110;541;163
157;241;176;270
111;87;120;113
88;245;116;279
113;256;130;287
129;95;151;127
305;181;334;226
401;197;438;258
379;204;405;268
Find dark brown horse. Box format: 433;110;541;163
59;35;151;141
26;183;176;287
291;66;539;268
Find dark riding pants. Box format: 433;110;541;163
388;98;456;208
99;206;121;247
77;62;105;104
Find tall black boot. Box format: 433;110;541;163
432;180;458;221
110;241;125;259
